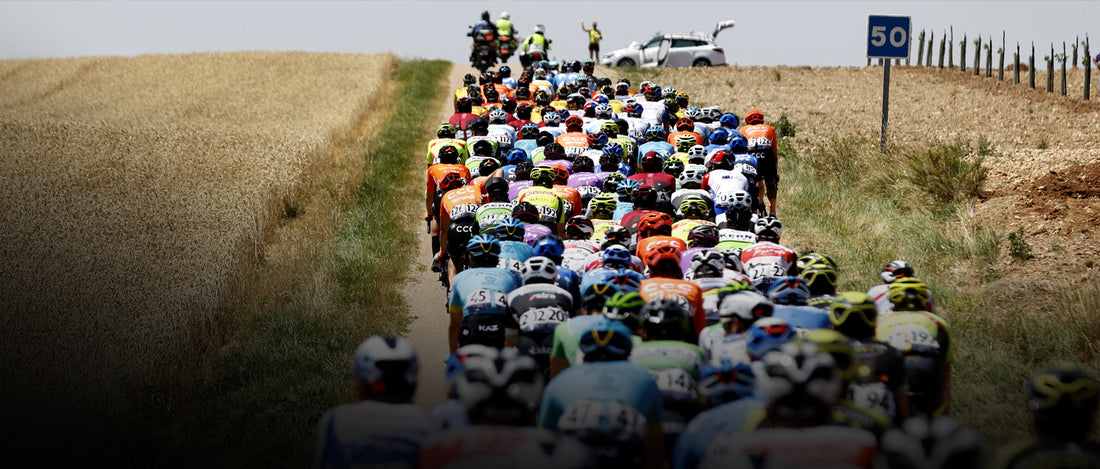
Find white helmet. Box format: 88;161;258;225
678;164;706;187
718;291;773;323
687;145;707;160
455;347;544;425
534;24;545;34
522;256;558;284
752;340;845;422
500;11;510;19
353;336;419;398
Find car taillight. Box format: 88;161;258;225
713;48;724;53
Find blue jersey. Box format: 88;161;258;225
732;152;758;169
671;398;766;469
612;200;634;221
428;399;469;430
772;305;832;331
448;267;521;317
497;240;534;274
637;141;674;163
538;361;664;432
314;400;439;469
513;139;538;158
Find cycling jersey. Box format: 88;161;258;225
447;267;521;318
740;241;796;288
566;172;607;204
772;305;832;332
671;219;717;244
426;138;469;166
497;240;534;275
555;132;590;157
549;315;606;366
639;277;706;333
521;222;553;246
418;426;561;469
428;399;469;430
487;124;516;149
439;185;483;221
691;277;729;322
847;338;907;424
590;219;622;244
426;164;472;209
707;331;752;367
562;241;600;272
313;400;438;469
671;398;766;469
630;341;706;378
513;138;538;157
875;310;953;362
517;186;568;226
552;184;583;217
714;229;756;252
474;201;515;233
507;179;533;201
637;141;674;164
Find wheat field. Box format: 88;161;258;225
0;52;398;423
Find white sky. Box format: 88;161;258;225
1;1;1096;66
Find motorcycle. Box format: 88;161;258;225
498;34;514;63
469;27;498;73
519;43;548;68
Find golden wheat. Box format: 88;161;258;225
0;51;398;417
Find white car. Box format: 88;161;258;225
600;21;735;68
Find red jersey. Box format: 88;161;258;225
426;164;472;202
640;277;706;333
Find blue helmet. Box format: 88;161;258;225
506;148;529;166
728;135;749;154
719;113;740;129
532;234;565;260
494;216;526;241
645;125;667;141
601;245;633;269
603;142;624;160
709;128;730;145
607;268;643;292
746;317;795;360
520;123;540;140
592;94;610;105
466;234;501;260
589;132;609;149
616;178;640;199
767;276;811;306
698;361;756;406
581;280;621;312
578;317;634;362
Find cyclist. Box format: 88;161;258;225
473;177;513;234
638;126;674;165
799;260;839;308
868;259;937;316
671;199;716;243
767;277;832;331
507;256;573;373
539;317;667;469
739;109;779;215
740;216;794;291
495;216;534;276
875;277;954;417
517;166;568;237
436;176;483;284
446;234;521;351
703;290;772;366
313;336;435;469
638;237;706;335
829;291;910;425
427;123;470;166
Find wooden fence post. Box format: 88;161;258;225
985;37;993;78
939;32;946;68
1047;44;1054;93
1061;42;1068;96
973;37;981;75
1029;42;1036;89
1085;37;1091;100
960;33;967;72
1014;43;1020;84
949;26;955;68
917;30;926;67
999;32;1005;81
927;31;934;66
1073;35;1079;69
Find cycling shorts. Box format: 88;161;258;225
448;214;479;263
459;314;508;348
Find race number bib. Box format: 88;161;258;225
537;204;560;221
498;257;524;275
884;323;940;353
850;382;896;419
452;203;479;218
565;145;586;157
576;185;602;199
558;399;646;437
518;307;568;332
747;262;787;281
648;367;697;395
465;288;506;313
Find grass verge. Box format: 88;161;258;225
156;59;450;468
779;125;1100;448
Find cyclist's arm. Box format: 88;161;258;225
448;304;462;353
439;208;451;255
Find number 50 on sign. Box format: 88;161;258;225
867;15;911;59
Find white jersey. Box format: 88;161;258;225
561;240;600;272
708;332;751;367
487;124;516;149
706;169;751;194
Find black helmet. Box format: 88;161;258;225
640;297;693;341
485;177;509;197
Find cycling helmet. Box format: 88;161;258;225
624;101;642;117
532;234;565;262
353;335;418;401
566;215;595;239
513;161;533;181
604;226;631;248
521;256;558;284
592;94;610;105
572;155;595;173
689;250;726;278
687;145;707;164
535;90;553;107
744;109;764;125
707;150;732;171
888;277;931;312
675;91;690;108
587;132;609;149
616;179;639;200
643;242;683;274
728;135;749;154
723;251;747;274
662;86;677;99
798;262;838;296
438;171;468;192
633;184;657;208
719;113;740;128
675;118;695;133
469;117;489;134
599;121;619;135
702;106;723;121
708;128;730;145
601;244;633;269
484;177;509;198
535;132;556;148
437;145;461;165
478;157;500;177
640;151;663;172
443;343;496;389
746;317;795;360
551;166;569;185
698;361;756;406
637;212;674;238
602;172;625;193
715;189;749;209
454;347;544;426
564;114;584;130
541;110;562;126
881;260;916;283
436;123;458;139
602;141;624;161
506;148;528;166
645;126;667;142
498;64;511;77
1026;362;1100;439
675;134;698;153
643;84;662;101
803;329;857;381
583;101;597;117
542;142;566;160
615;82;630;95
828;291;878;339
479;71;493;85
514;86;531;101
530;166;556;186
488;108;508;124
463;73;477;86
795;252;839;273
595;104;613;119
589;193;618;218
677;164;706;188
483;86;500;103
687;224;720;249
511;201;539;223
515;102;533;119
578;317;634;362
607;268;643;293
767;277;811;306
684;107;702;121
641;297;694;341
753;339;844;425
494;216;526;242
662;159;685;178
603;291;647;331
718;291;773;324
753;216;783;242
679;198;710;219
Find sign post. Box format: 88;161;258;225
867;15;911;151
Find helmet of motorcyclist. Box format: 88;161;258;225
689;249;726;278
799;262;839;296
719;113;740;128
603;291;647;331
767;276;811;306
589;193;617;219
511;201;539;223
437;145;461;165
1025;362;1100;440
719;291;773;325
530;166;556;186
828;291;878;339
454;347;544;426
677;164;706;188
753;339;844;425
641;296;693;341
887;277;932;312
466;234;501;264
353;335;419;402
601;244;633;270
662;159;685;178
754;216;783;242
745;109;765;125
746;317;794;360
687;224;720;249
533;24;545;34
565;215;594;239
637;212;673;238
521;256;558;284
679;198;710;219
881;260;916;283
494;216;526;241
578;317;634;362
640;151;663;173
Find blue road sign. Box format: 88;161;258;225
867;15;911;59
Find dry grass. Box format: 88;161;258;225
0;52;398;426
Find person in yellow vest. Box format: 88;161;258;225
520;25;550;68
581;20;602;61
496;12;518;59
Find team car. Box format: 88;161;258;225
600;21;735;68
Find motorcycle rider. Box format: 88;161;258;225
495;12;518;62
520;24;551;68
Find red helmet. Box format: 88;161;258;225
565;115;584;129
644;240;684;269
675;117;695;132
745;109;764;125
637;212;673;238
